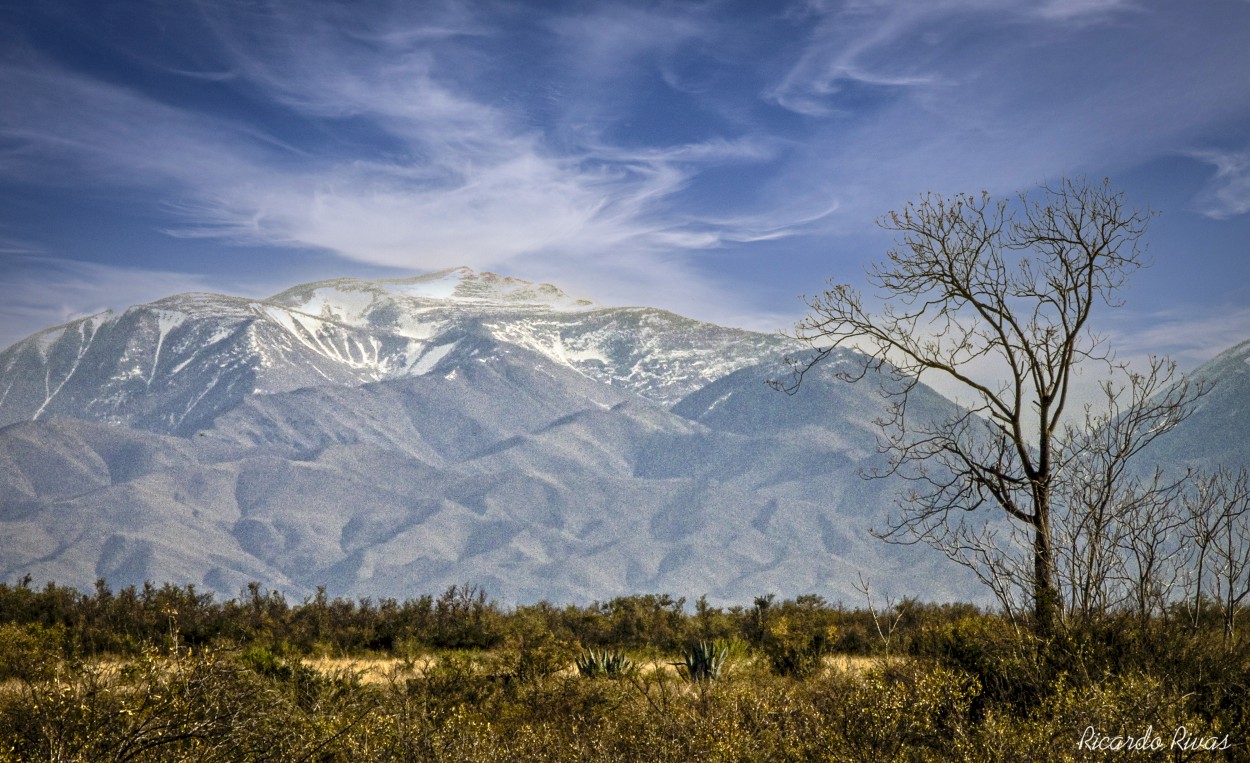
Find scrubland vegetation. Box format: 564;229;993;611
1;579;1247;761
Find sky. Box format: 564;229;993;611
2;0;1249;371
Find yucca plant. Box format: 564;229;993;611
575;648;633;678
675;640;728;682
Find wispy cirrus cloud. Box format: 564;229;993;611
757;0;1250;237
1030;0;1139;21
764;0;1139;118
765;1;947;118
0;0;823;310
1188;148;1250;219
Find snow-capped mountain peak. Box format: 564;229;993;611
267;267;596;327
0;268;787;435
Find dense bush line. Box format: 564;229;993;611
0;579;967;660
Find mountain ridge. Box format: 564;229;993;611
4;266;1243;605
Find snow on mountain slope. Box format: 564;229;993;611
265;268;788;403
198;333;639;466
0;292;423;433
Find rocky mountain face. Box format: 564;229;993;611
1;268;986;604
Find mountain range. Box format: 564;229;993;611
0;268;1242;605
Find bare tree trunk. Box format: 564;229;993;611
1033;509;1059;638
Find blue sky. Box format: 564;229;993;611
2;0;1249;368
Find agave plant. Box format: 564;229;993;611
675;640;728;682
575;648;633;678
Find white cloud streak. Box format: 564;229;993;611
758;0;1250;238
0;2;824;310
1188;149;1250;219
1104;302;1250;370
1030;0;1138;21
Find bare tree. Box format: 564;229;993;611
1181;467;1250;644
1181;470;1223;632
784;178;1204;638
1052;367;1194;625
1116;473;1187;623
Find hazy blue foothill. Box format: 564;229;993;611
1138;338;1250;474
0;268;1241;605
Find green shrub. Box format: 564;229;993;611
747;594;838;678
911;613;1046;712
240;644;290;678
814;661;980;761
0;623;69;681
761;616;834;678
0;644;365;761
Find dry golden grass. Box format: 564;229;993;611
825;653;897;672
0;651;895;695
299;651;897;684
304;656;433;684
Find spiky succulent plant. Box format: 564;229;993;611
675;640;728;681
575;648;633;678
